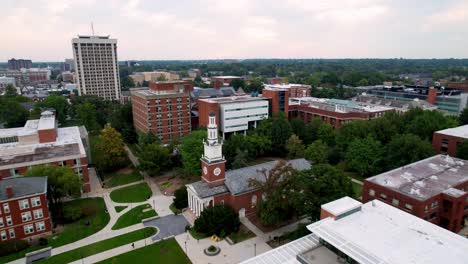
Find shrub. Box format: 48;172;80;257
194;205;240;237
173;186;188;209
0;240;29;257
207;245;217;252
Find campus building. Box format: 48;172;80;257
131;81;193;143
288;97;394;129
186;112;311;218
0;68;50;86
197;96;269;138
363;155;468;233
72;35;121;100
0;111;90;192
352;94;438;113
129;71;181;85
211;76;244;89
0;177;51;241
262;83;311;114
8;58;32;70
241;197;468;264
432;125;468;156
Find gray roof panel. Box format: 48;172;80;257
0;176;47;200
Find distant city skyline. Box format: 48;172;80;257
1;0;468;61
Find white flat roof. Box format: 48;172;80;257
212;76;242;79
435;124;468;139
321;196;362;216
308;199;468;264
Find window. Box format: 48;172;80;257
31;197;41;207
392;198;399;206
22;212;32;222
24;224;34;234
380;193;387;200
369;189;375;196
9;229;15;239
33;209;43;219
36;221;46;232
0;218;3;227
405;203;413;211
3;204;10;214
431;201;439;208
1;231;6;241
251;195;257;208
6;216;12;226
220;200;225;205
19;199;29;210
441;138;449;144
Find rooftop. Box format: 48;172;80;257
131;87;187;97
212;76;243;79
191;87;236;99
435;124;468;139
366;155;468;200
263;83;311;90
352;94;437;111
321;196;362;216
291;97;393;114
308;199;468;264
198;95;267;104
0;176;47;200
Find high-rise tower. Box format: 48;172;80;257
201;111;226;187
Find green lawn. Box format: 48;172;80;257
96;238;191;264
227;224;256;244
352;181;363;200
169;203;181;215
110;183;152;203
104;167;143;188
36;227;156;264
115;206;128;213
0;198;109;263
112;204;157;230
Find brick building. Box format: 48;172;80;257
0;177;51;241
262;83;311;114
0;111;90;192
447;82;468;93
432;125;468;156
288;97;393;129
363;155;468;233
8;58;32;70
131;81;193;143
197;96;269;139
211;76;243;89
186;113;311;218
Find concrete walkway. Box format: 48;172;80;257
351;178;364;185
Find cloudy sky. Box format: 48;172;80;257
1;0;467;61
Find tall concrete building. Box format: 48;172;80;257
72;35;121;100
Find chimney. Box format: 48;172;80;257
6;186;14;199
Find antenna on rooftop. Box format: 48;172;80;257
91;22;95;36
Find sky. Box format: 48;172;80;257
1;0;468;61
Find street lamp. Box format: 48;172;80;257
254;243;256;257
185;241;188;254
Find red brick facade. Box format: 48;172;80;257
38;129;57;143
0;194;51;241
211;77;243;89
363;180;468;233
212;189;263;217
197;100;219;128
432;132;465;157
262;89;289;114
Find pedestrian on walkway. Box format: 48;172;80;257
131;243;134;248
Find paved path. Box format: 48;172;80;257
351;178;364;185
143;215;189;241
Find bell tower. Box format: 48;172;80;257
201;111;226;187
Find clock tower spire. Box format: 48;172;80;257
201;111;226;187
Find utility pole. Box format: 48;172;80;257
254;243;256;256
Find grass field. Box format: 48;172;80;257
110;183;152;203
104;167;143;188
96;238;191;264
228;224;256;244
0;198;110;263
36;227;156;264
112;204;157;230
115;206;128;213
169;203;182;215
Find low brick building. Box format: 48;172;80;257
0;177;51;241
363;155;468;233
211;76;243;89
432;125;468;156
262;83;311;114
186;112;311;218
131;81;192;143
0;111;90;192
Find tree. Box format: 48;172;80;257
156;75;167;81
316;122;335;146
121;76;135;90
290;118;306;141
286;134;305;159
109;104;137;144
293;165;354;220
0;99;29;128
230;79;245;89
138;132;160;146
305;140;328;164
346;137;384;177
193;205;240;237
246;78;263;92
173;186;188;209
76;102;100;133
96;125;128;172
257;113;292;155
24;165;81;212
232;149;249;169
179;129;206;176
138;143;171;175
34;94;69;124
249;160;298;226
405;110;458;140
335;120;369;150
459;108;468;125
385;134;434;170
456;140;468;160
4;84;17;97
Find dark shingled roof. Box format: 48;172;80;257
190;180;229;198
0;176;47;200
225;158;311;195
191;87;236;99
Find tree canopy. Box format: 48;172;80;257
193;205;240;237
179;129;206;176
96;125;128;172
138;143;171;175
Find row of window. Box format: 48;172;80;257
0;221;46;241
225;114;268;121
0;209;44;227
224;105;268;112
369;189;414;211
1;197;41;215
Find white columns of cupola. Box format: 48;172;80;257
207;113;218;144
187;187;213;217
